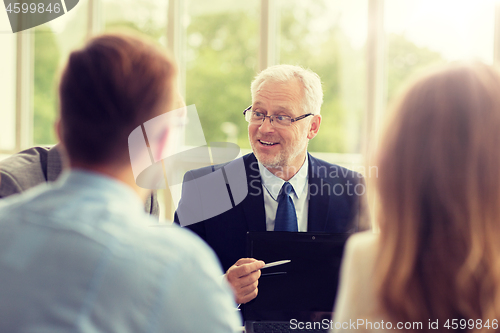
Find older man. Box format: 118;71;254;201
175;65;366;304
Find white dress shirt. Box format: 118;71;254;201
258;158;309;232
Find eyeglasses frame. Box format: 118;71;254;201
243;105;314;127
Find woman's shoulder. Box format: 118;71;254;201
346;231;379;256
333;231;381;331
342;231;380;278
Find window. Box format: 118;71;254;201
33;1;88;145
103;0;168;42
3;0;500;216
184;0;260;149
278;0;367;154
0;33;16;153
385;0;495;102
0;8;17;154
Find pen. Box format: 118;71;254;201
262;259;291;269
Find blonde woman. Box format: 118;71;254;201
333;62;500;333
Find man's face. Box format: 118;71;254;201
248;79;321;175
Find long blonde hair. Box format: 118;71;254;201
375;62;500;332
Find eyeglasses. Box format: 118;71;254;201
243;106;314;128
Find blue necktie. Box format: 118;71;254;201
274;182;298;232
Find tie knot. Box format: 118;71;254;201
282;182;293;196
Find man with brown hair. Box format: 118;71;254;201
0;33;240;332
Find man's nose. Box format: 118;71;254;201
259;116;274;133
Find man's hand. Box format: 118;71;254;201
225;258;265;304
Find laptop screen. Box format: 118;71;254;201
244;232;350;322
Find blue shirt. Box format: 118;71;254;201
0;170;241;332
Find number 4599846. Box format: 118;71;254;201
444;319;498;330
6;2;61;14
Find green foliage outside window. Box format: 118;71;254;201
279;1;362;153
185;11;259;149
32;1;445;153
34;27;60;145
386;33;445;102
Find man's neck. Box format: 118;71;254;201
69;161;149;202
263;155;307;181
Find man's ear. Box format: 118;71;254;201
153;127;170;162
55;118;70;168
307;114;321;140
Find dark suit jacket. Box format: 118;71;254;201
175;152;367;272
0;145;160;217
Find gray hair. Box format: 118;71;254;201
250;64;323;115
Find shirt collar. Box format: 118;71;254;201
258;157;309;201
57;169;146;216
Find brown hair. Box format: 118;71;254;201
59;33;177;166
375;62;500;332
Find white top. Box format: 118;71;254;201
258;158;309;232
332;231;398;333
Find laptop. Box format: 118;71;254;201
244;232;350;333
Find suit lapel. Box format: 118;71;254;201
241;153;266;232
307;154;330;232
240;153;330;232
